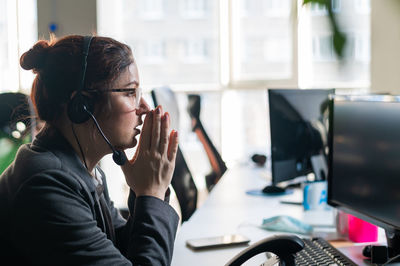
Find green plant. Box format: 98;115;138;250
303;0;346;59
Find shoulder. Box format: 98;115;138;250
1;143;84;203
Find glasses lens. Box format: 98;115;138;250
135;88;142;107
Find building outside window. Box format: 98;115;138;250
355;0;370;14
310;0;341;15
97;0;371;205
139;0;165;20
232;0;294;81
141;40;166;64
264;0;291;17
300;0;370;88
182;39;209;63
181;0;208;19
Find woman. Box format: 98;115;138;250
0;35;179;265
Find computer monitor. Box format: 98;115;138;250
328;96;400;258
265;89;334;193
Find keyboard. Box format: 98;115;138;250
294;237;357;266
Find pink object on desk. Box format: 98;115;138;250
348;214;378;243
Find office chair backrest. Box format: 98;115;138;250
0;92;32;173
151;87;198;222
0;93;31;135
188;94;227;191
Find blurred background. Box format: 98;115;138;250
1;0;397;212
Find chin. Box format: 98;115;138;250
118;138;138;150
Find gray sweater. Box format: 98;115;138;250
0;126;179;265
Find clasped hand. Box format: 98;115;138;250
122;106;178;200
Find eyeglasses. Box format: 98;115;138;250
88;87;142;107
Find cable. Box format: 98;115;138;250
382;254;400;266
83;105;116;154
83;105;126;165
71;123;88;170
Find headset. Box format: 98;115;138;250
67;36;127;166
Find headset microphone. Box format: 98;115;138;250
83;105;127;166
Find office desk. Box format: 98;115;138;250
171;165;335;266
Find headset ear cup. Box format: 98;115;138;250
67;93;94;124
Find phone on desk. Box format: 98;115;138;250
186;234;250;250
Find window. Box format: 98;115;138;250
141;40;166;64
97;0;371;205
181;0;208;19
355;33;370;62
310;0;341;15
312;35;334;61
299;0;370;88
97;0;371;156
231;0;294;82
182;39;209;63
264;37;291;63
139;0;165;20
264;0;291;17
0;0;37;93
355;0;370;14
98;0;219;88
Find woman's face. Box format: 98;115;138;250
98;63;150;150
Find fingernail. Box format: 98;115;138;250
156;107;161;114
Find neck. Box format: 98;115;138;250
55;119;107;172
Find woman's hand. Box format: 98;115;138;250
121;106;179;200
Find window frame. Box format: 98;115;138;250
222;0;299;90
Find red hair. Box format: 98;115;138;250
20;35;134;123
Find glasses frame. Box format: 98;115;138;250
87;88;142;107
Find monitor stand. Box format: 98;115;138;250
357;229;400;264
384;229;400;263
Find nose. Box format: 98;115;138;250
136;97;151;115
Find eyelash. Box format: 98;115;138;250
127;91;136;97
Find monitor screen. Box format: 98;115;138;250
328;97;400;231
268;89;333;184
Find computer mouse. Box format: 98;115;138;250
262;185;286;194
362;245;372;257
251;154;267;166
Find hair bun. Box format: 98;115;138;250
20;40;50;71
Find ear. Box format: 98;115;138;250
67;92;94;124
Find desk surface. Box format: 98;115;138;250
171;165;336;266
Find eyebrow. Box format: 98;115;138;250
123;81;139;88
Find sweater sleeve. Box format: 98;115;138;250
114;189;179;265
11;171;178;266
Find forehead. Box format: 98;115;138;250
113;63;139;87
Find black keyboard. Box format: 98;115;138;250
294;237;357;266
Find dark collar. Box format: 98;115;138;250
32;125;97;193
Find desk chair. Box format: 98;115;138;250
151;87;198;222
0;92;32;174
187;94;227;191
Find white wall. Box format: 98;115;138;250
371;0;400;93
37;0;97;39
